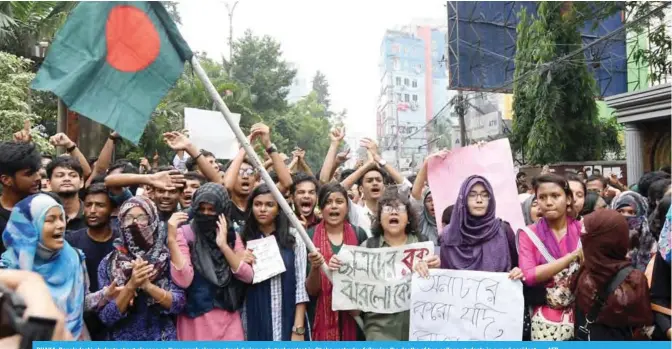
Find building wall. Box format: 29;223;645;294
377;27;450;171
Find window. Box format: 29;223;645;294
395;77;401;86
412;80;418;88
412;94;418;102
404;94;410;102
404;78;409;86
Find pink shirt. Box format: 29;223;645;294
171;227;253;341
518;221;580;323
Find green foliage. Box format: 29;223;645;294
0;51;53;153
511;2;617;165
0;1;77;58
311;70;331;118
228;30;297;114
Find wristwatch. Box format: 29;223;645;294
292;326;305;335
266;144;278;154
377;158;387;167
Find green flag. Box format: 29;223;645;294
32;1;193;144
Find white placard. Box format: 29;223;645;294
409;269;524;341
332;241;434;314
184;107;241;159
247;235;286;284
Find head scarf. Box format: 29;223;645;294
419;188;438;245
1;194;85;339
520;194;536;226
189;182;236;287
111;196;170;305
440;175;509;271
659;205;671;264
572;210;642;319
611;191;657;271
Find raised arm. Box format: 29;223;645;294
340;160;376;190
163;131;222;184
85;132;120;187
49;133;92;179
319;128;345;184
105;171;185;190
361;138;405;186
255;123;293;191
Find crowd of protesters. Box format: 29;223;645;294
0;122;669;342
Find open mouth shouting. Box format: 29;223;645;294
298;201;314;215
240;180;252;193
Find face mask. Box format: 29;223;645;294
194;213;218;234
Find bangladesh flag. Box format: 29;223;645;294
32;2;193;144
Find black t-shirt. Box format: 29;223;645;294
66;227;118;341
0;203;11;254
66;227;118;292
228;203;247;233
65;201;87;233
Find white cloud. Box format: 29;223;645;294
178;0;444;146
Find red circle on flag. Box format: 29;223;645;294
105;5;160;72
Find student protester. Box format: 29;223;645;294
329;191;423;341
47;133;92;182
163;125;293;232
291;172;321;229
410;151;445;245
169;183;251;340
0;142;42;251
518;174;582;341
566;174;586;219
104;168;186;222
179;171;206;209
586;175;619;205
520;193;540;226
66;183;121;340
571;209;653;340
84;131;121;188
646;205;671;340
636;171;671;203
611;191;658;271
579;191;608;217
46;156;87;232
185;150;219;174
0;193;115;340
97;196;186;341
647;178;671;215
650;194;671;240
305;183;368;341
240;184;309;341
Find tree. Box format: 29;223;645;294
227;30;297;114
270;92;331;171
0;2;76;58
311;70;331;117
511;2;619;165
0;52;53;152
330;108;347;129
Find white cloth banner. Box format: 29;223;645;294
409;269;524;341
246;235;286;284
332;241;434;314
184;107;241;159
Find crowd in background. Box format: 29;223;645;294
0;122;669;342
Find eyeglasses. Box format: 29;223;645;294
382;205;407;214
123;214;149;226
467;192;491;200
239;168;257;177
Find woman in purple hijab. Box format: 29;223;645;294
415;175;521;277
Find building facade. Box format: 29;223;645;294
376;27;450;173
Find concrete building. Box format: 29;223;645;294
286;63;312;104
376;26;450;173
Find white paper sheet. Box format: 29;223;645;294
247;235;286;284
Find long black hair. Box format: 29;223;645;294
240;183;295;249
580;191;602;216
370;191;419;238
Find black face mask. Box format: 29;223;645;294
193;213;218;235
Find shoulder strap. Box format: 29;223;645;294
587;266;634;322
518;226;556;263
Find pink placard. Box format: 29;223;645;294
427;139;524;233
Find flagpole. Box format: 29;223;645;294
191;57;328;275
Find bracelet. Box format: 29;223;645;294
192;152;203;161
66;144;77;153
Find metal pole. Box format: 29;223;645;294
226;1;239;78
457;90;467;146
192;56;329;278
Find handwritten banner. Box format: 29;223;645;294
409;269;524;341
332;241;434;314
247;235;286;284
427;139;524;233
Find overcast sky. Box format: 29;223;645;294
179;0;445;146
